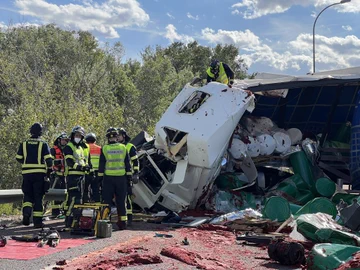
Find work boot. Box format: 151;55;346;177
127;214;133;227
22;215;30;226
116;221;127;230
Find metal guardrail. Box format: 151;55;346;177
0;189;67;204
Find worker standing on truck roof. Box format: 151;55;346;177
50;132;69;217
99;127;132;230
63;125;91;228
206;59;235;88
16;123;53;228
117;128;140;227
84;132;102;203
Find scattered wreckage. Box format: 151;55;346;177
131;66;360;215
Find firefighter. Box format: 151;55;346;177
99;127;132;230
63;125;91;228
84;133;101;202
118;128;139;226
206;59;235;87
16;123;53;228
49;132;69;217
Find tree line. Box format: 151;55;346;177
0;24;249;189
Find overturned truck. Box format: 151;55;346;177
132;67;360;213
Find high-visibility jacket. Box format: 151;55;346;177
52;145;65;176
125;142;139;173
206;62;230;84
64;142;87;176
16;138;52;174
98;142;132;177
88;143;101;171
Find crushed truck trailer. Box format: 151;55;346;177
132;67;360;213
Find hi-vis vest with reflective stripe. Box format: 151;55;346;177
125;143;139;172
89;143;101;171
206;62;229;84
66;142;87;176
19;139;51;174
103;143;126;176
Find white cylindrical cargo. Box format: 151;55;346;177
257;134;276;155
229;138;247;160
273;132;291;153
287;128;303;145
244;136;260;157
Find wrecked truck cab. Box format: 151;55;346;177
132;82;256;212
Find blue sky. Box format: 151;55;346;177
0;0;359;75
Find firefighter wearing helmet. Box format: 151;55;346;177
16;123;53;228
98;127;132;230
49;132;69;217
63;125;91;228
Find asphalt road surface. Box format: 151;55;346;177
0;217;300;270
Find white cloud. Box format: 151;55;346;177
164;24;194;44
167;12;175;19
342;25;352;31
201;28;261;47
14;0;150;38
200;27;360;72
186;12;199;20
231;0;357;19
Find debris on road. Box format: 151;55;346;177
89;254;163;269
160;246;230;270
267;240;305;265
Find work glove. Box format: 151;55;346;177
132;173;140;184
228;80;234;88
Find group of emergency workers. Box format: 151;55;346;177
16;123;139;230
15;59;234;230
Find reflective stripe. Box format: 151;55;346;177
126;195;133;215
22;164;46;168
105;167;125;170
44;154;52;160
120;215;128;221
130;155;138;161
22;169;47;174
33;211;43;217
98;172;104;177
22;202;33;208
107;159;125;162
126;172;132;176
66;197;75;217
16;154;23;159
23;142;27;165
38;142;43;164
